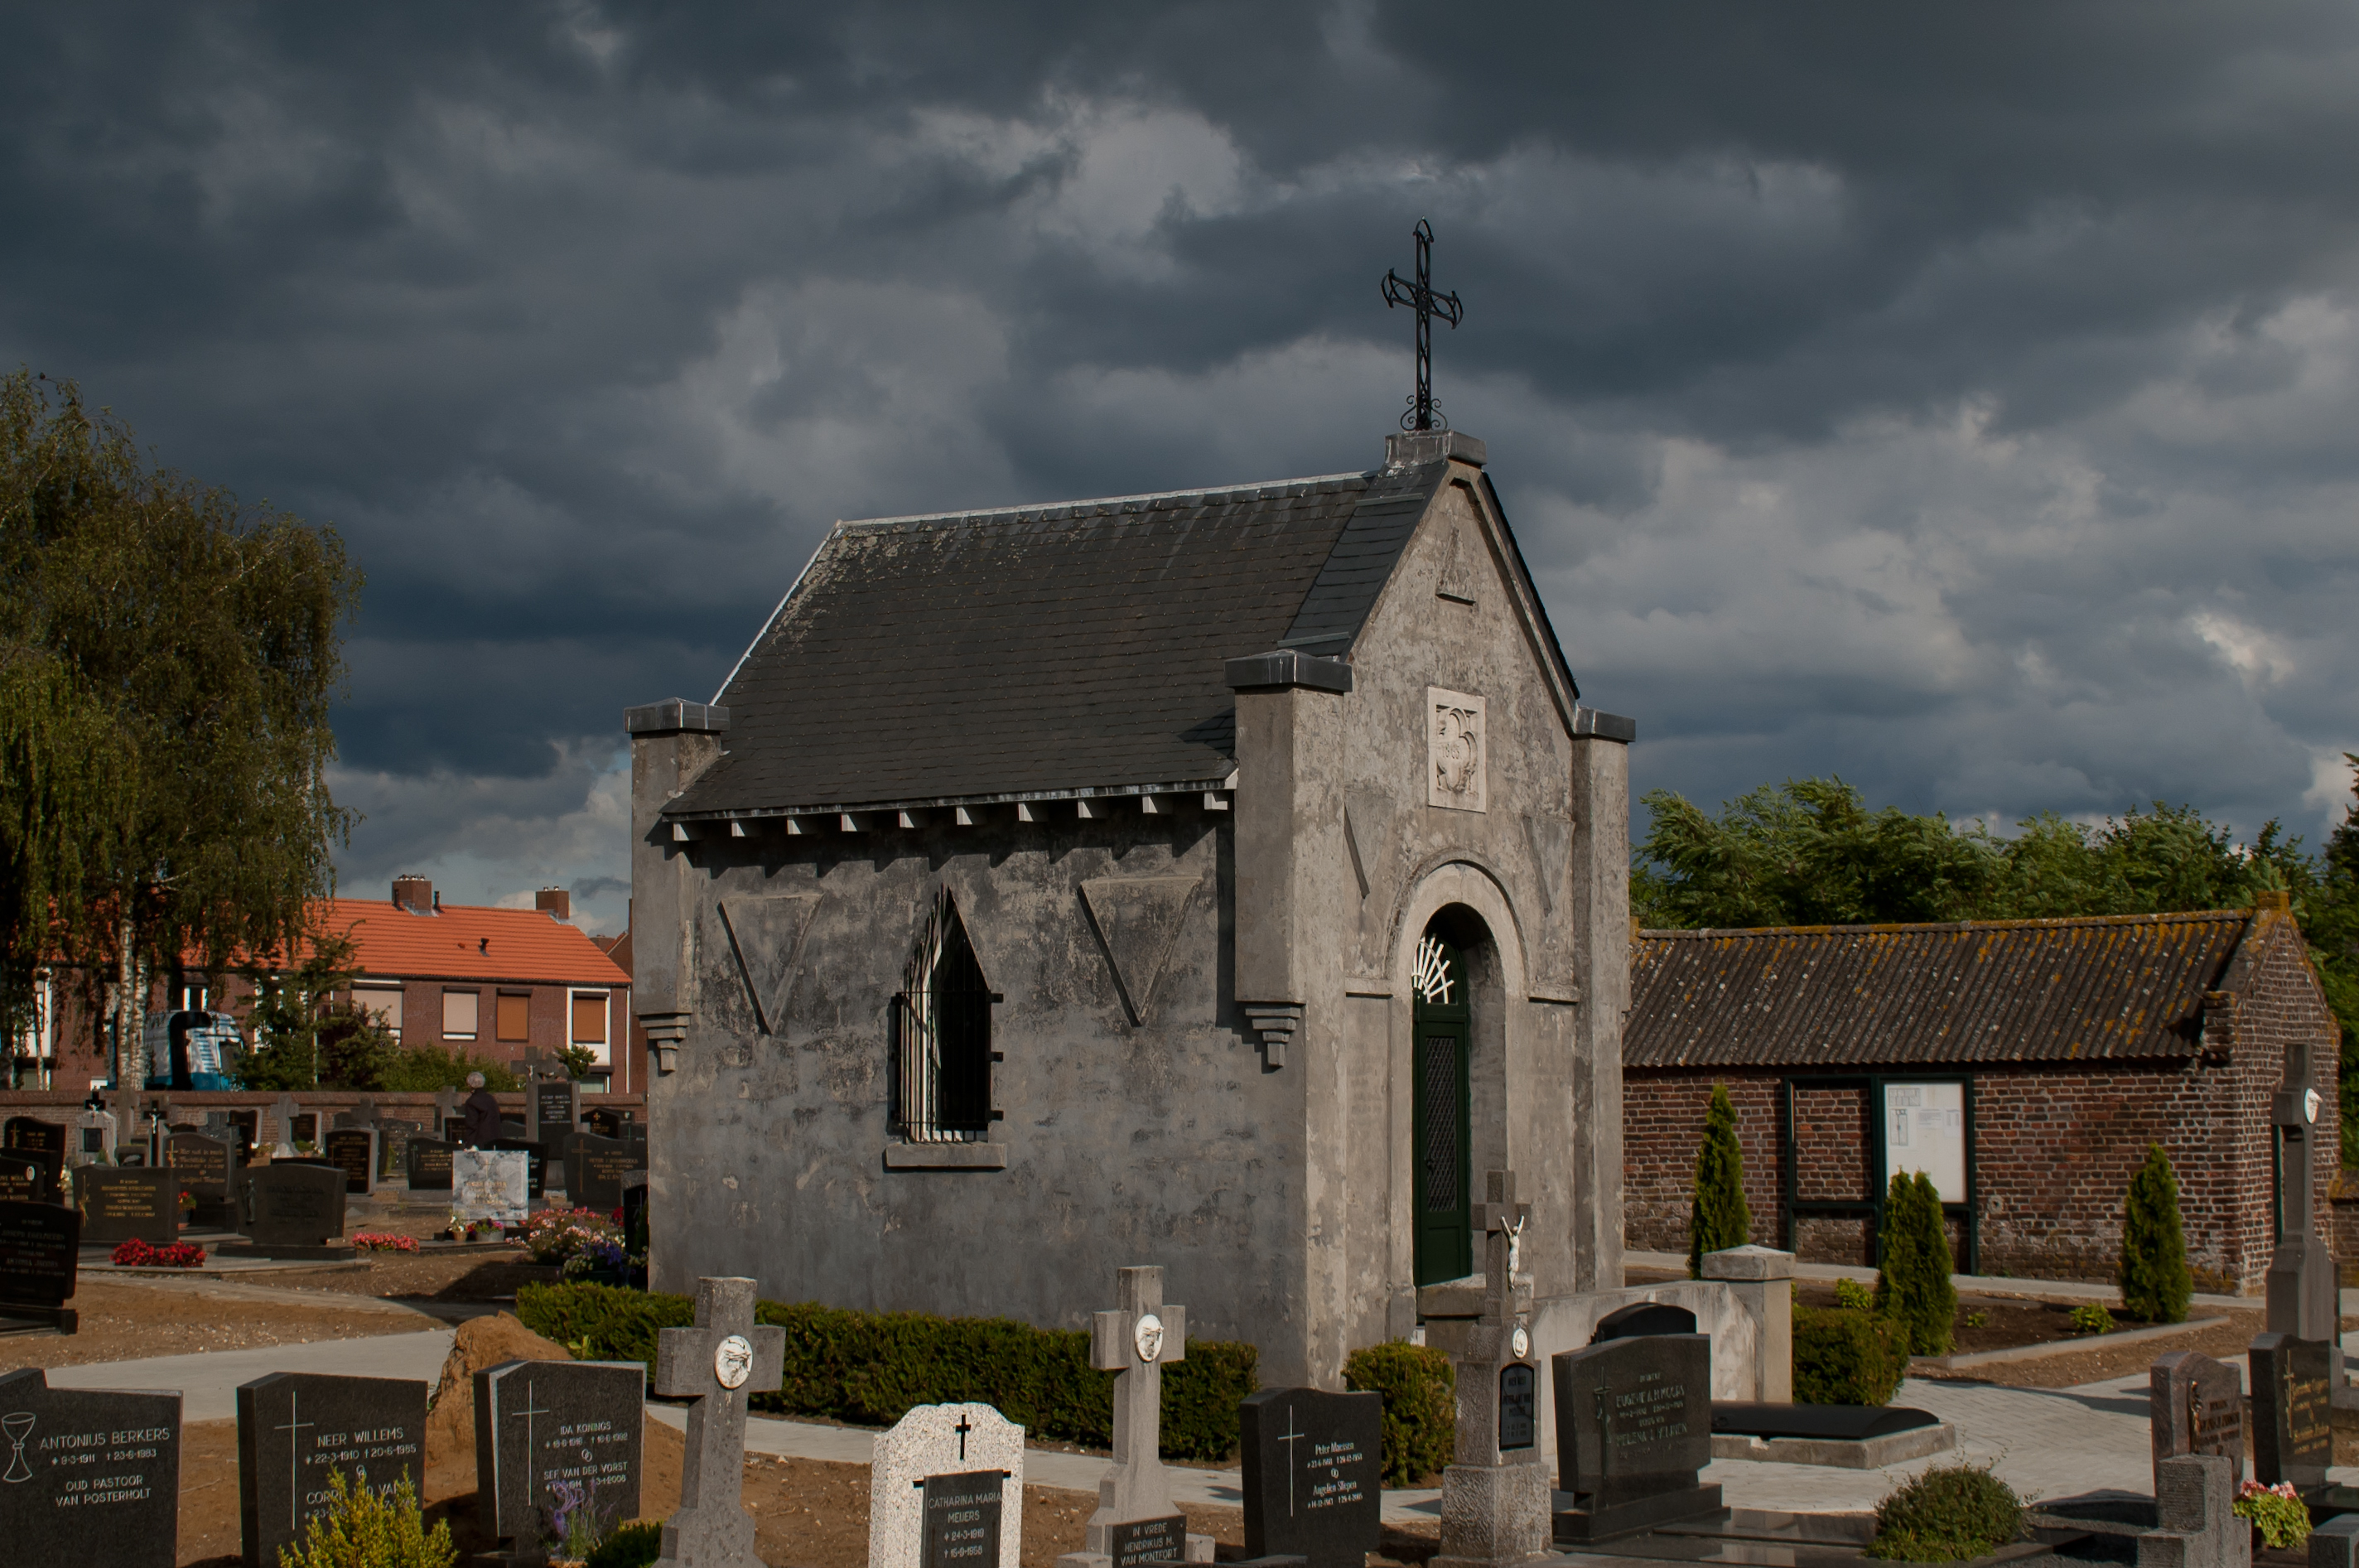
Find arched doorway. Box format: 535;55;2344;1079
1411;920;1472;1285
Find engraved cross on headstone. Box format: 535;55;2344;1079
652;1276;786;1568
1059;1265;1199;1566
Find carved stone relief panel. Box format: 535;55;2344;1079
1426;687;1487;813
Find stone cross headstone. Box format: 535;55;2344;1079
271;1093;302;1156
2250;1332;2332;1489
1239;1387;1381;1568
454;1149;531;1225
869;1402;1027;1568
2144;1453;2250;1568
219;1164;350;1259
1432;1170;1549;1568
321;1128;378;1195
1550;1334;1720;1541
474;1358;645;1565
0;1368;180;1566
1055;1265;1209;1568
236;1372;427;1568
0;1146;63;1205
72;1165;179;1246
433;1086;461;1141
332;1097;380;1131
2267;1083;2337;1343
652;1276;786;1568
407;1139;458;1193
2150;1350;2243;1490
0;1199;80;1333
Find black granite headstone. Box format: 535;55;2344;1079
566;1136;648;1210
73;1165;179;1245
406;1140;457;1193
223;1164;350;1258
1710;1404;1937;1442
620;1173;649;1256
493;1139;548;1199
1498;1363;1536;1451
2;1116;67;1156
1551;1334;1721;1542
472;1358;645;1556
0;1200;79;1331
0;1146;63;1205
1239;1387;1382;1568
2150;1350;2243;1488
321;1129;377;1195
237;1371;427;1568
530;1078;580;1146
582;1107;625;1139
375;1120;423;1180
2252;1333;2332;1490
1590;1301;1699;1344
0;1368;179;1565
165;1130;234;1199
1109;1515;1189;1568
923;1468;1005;1568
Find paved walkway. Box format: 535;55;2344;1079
39;1329;456;1421
1623;1251;2267;1315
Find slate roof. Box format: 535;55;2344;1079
308;899;630;988
668;458;1487;818
1624;911;2253;1069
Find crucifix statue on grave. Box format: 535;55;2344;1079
653;1276;786;1568
1432;1170;1550;1568
1056;1265;1211;1568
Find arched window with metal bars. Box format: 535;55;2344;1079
892;886;999;1143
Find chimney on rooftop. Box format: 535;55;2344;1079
392;875;433;914
536;887;572;920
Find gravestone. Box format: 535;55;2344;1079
0;1368;180;1566
70;1107;116;1165
2251;1333;2332;1489
2150;1350;2243;1489
1432;1170;1550;1568
74;1165;179;1246
494;1139;548;1199
321;1128;378;1196
433;1086;461;1142
2144;1453;2250;1568
584;1107;626;1139
869;1402;1026;1568
166;1130;235;1224
330;1097;379;1131
1239;1387;1381;1568
406;1139;458;1193
237;1371;427;1568
3;1116;66;1156
0;1146;63;1205
652;1276;786;1568
620;1173;649;1257
1054;1265;1211;1568
567;1136;649;1210
529;1077;581;1147
376;1119;423;1180
269;1093;301;1155
1551;1333;1720;1541
0;1199;80;1333
453;1149;531;1227
475;1358;646;1564
216;1164;350;1260
1590;1302;1697;1344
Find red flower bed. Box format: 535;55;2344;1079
110;1238;205;1268
350;1232;419;1253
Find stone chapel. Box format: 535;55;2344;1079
626;428;1635;1387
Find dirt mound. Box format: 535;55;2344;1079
423;1311;572;1492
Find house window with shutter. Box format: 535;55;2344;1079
495;991;530;1043
442;990;479;1040
571;991;609;1047
892;887;998;1143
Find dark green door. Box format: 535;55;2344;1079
1411;931;1473;1286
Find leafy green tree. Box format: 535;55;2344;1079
0;369;359;1083
1874;1172;1957;1356
2118;1143;2191;1324
555;1042;600;1080
1688;1082;1752;1277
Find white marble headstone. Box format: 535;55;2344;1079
868;1402;1025;1568
451;1148;530;1225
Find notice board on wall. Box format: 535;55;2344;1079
1883;1081;1966;1204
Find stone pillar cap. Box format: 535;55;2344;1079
1701;1245;1796;1281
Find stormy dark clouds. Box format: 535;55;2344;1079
7;3;2357;934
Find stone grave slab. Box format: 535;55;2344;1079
215;1164;351;1260
494;1139;548;1199
0;1146;64;1204
3;1115;66;1156
0;1368;180;1566
321;1128;378;1195
2151;1350;2243;1489
453;1149;531;1226
70;1109;116;1165
584;1107;627;1139
1705;1402;1951;1467
1551;1333;1722;1542
0;1199;80;1333
237;1371;427;1567
74;1165;179;1246
654;1276;786;1568
375;1119;423;1181
474;1358;644;1562
166;1130;236;1226
407;1139;458;1193
1239;1387;1380;1568
870;1402;1026;1568
567;1135;649;1211
2251;1333;2332;1489
1591;1301;1699;1344
529;1078;581;1147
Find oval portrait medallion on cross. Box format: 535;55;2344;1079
1133;1312;1165;1363
715;1333;754;1389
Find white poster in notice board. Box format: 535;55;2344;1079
1884;1081;1966;1204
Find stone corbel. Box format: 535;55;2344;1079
1239;1002;1304;1069
642;1012;691;1076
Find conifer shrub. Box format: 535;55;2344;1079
275;1469;455;1568
1792;1305;1909;1406
585;1520;663;1568
1863;1459;2024;1561
1688;1082;1752;1277
2118;1142;2192;1324
1874;1172;1957;1356
1343;1340;1456;1486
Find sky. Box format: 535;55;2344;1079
7;2;2358;936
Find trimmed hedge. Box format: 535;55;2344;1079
516;1282;1257;1461
1342;1340;1455;1487
1792;1305;1908;1406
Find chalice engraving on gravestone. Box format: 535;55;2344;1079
0;1368;182;1567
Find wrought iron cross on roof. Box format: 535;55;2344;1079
1380;218;1464;432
